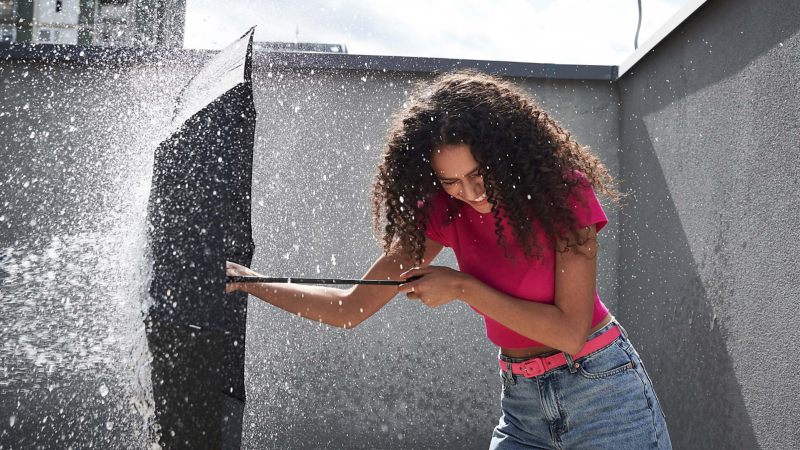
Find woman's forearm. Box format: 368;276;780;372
459;277;590;354
241;282;357;328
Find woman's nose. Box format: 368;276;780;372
460;179;483;200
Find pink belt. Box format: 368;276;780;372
499;325;622;378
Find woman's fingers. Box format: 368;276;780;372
401;290;436;307
225;261;251;291
225;260;259;278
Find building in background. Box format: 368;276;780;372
1;1;347;52
0;0;185;47
1;0;17;42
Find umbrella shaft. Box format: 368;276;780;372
226;275;422;285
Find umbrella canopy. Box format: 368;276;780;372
145;27;256;449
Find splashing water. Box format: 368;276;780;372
0;61;193;447
0;213;157;446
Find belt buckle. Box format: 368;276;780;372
520;358;545;378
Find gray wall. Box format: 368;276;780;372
0;56;620;448
243;68;620;449
616;0;800;448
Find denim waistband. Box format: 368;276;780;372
498;316;627;363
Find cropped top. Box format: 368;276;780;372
416;170;609;348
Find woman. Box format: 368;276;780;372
226;70;672;449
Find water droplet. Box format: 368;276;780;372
106;421;114;430
98;384;109;397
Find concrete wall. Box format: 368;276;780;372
0;55;620;448
616;0;800;448
243;68;620;449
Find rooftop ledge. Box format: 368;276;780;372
0;41;618;81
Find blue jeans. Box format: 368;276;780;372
489;319;672;449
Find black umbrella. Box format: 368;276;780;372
145;27;256;450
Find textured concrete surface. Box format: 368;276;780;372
616;0;800;448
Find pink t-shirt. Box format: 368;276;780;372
416;170;610;348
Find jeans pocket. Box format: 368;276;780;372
577;340;634;380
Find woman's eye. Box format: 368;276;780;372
442;174;479;187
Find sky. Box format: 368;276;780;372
184;0;691;66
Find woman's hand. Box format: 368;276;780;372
225;261;261;294
397;265;472;308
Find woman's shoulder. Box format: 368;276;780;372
563;169;591;186
561;169;609;233
415;189;456;247
417;189;454;210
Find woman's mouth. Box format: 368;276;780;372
470;193;488;206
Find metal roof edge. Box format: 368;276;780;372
617;0;710;79
0;41;617;81
0;41;212;64
253;51;617;80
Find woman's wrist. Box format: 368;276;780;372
457;273;478;305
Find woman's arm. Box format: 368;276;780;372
343;236;444;328
228;236;444;329
459;224;598;354
231;269;355;328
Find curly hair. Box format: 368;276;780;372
371;70;626;267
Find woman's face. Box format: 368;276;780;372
430;143;493;213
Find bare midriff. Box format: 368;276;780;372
500;313;613;359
